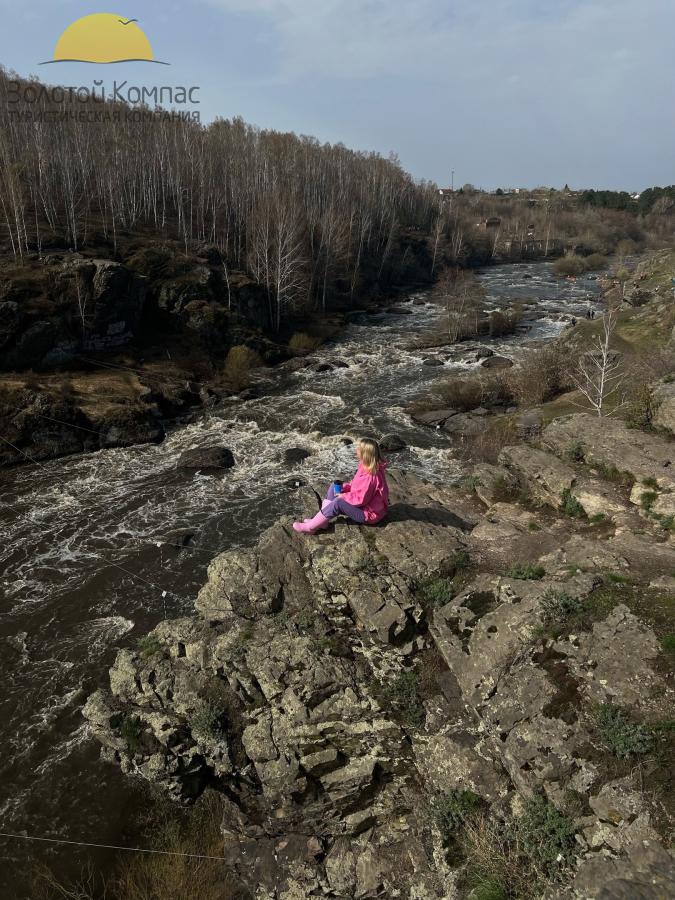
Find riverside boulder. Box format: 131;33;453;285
177;446;235;472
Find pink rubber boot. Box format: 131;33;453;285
293;511;331;534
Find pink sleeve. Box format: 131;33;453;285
345;476;376;508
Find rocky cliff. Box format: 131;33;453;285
85;414;674;899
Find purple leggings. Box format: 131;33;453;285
322;483;366;524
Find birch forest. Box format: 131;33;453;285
0;70;440;328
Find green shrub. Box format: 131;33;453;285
662;634;675;655
315;634;351;658
372;670;424;728
588;513;607;525
293;608;315;632
507;563;545;580
415;574;455;607
605;572;631;584
540;589;584;625
640;490;658;512
561;489;586;519
516;796;577;880
120;715;144;755
459;475;482;491
433;789;484;843
595;703;654;758
447;549;471;573
468;879;509;900
527;521;541;532
593;461;634;486
137;634;163;660
642;476;659;489
242;621;255;641
491;475;519;502
583;253;608;271
353;552;386;575
414;552;470;607
623;382;659;430
554;255;586;277
191;699;224;743
459;800;576;900
565;441;585;462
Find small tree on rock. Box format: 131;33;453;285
572;304;626;416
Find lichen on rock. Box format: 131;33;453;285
85;452;675;898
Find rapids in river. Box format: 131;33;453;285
0;262;601;895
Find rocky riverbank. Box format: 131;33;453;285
85;411;675;898
0;234;434;467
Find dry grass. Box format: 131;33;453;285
457;416;518;463
433;377;485;411
457;800;577;900
508;345;572;408
554;253;608;277
459;816;540;900
31;792;248;900
288;331;322;353
222;345;263;391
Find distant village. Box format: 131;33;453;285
437;185;643;203
435;184;646;256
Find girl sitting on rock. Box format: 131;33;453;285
293;438;390;534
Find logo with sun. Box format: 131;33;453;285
40;13;168;65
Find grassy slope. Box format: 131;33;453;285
541;251;675;423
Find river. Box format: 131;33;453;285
0;261;601;896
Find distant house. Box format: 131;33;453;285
439;188;454;203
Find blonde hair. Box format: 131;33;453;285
357;438;383;474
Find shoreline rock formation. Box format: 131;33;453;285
85;415;675;898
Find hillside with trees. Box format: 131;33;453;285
0;69;438;328
2;69;675;467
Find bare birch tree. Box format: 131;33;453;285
571;305;626;416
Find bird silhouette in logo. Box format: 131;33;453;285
42;13;169;64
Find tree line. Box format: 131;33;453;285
2;70;673;332
0;70;441;329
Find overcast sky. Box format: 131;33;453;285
3;0;674;190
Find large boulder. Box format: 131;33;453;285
283;447;311;465
178;446;235;472
543;414;674;492
380;433;407;452
471;463;517;507
58;259;148;353
1;257;148;368
481;355;514;369
499;444;576;508
410;408;457;427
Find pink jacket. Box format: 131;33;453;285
341;461;390;523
